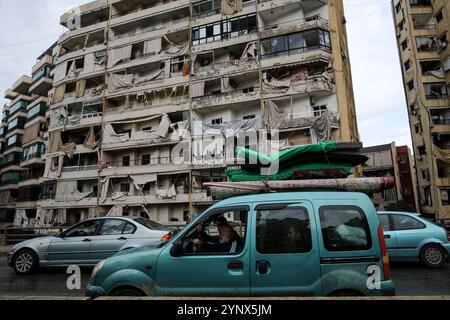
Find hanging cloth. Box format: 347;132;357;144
48;131;63;153
83;127;98;150
75;79;86;98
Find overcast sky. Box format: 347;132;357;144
0;0;412;149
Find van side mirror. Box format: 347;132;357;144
170;240;183;257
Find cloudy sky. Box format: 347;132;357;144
0;0;412;149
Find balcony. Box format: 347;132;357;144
4;89;17;100
101;157;190;177
192;86;261;109
424;83;448;100
263;74;335;99
30;65;53;96
11;76;31;96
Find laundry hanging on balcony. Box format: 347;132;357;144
82;52;105;75
108;74;134;91
22;122;43;145
100;177;111;203
143;38;162;55
106;205;124;217
75;79;86;98
263;100;287;130
221;0;243;15
108;45;132;68
53;84;66;104
55;208;67;226
308;111;333;143
221;77;231;93
156;184;177;199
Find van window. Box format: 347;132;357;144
391;214;425;231
319;206;372;251
256;207;312;254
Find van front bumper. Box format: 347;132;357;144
86;284;106;299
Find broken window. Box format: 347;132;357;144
424;82;448;99
416;36;438;52
171;55;189;74
401;39;408;51
404;59;411;71
430;108;450;125
418;145;426;156
192;14;257;45
211;118;223;125
435;10;443;24
313;105;328;117
407;80;414;91
193;0;221;18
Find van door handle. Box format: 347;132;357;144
82;238;92;242
256;260;271;275
228;261;244;270
117;237;128;241
384;235;391;239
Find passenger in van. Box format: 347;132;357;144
194;224;242;254
198;216;242;244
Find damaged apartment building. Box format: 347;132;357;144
2;0;359;226
393;0;450;223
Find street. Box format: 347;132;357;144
1;257;449;297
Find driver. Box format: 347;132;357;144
194;224;241;254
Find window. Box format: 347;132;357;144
193;0;221;18
122;156;130;167
123;222;137;235
414;123;422;134
407;80;414;91
423;187;433;206
7;135;20;146
435;10;443;24
243;114;256;120
319;206;372;251
65;220;102;237
211;118;222;125
98;219;127;236
395;2;401;13
378;214;390;232
391;214;425;230
120;184;130;193
27;103;45;120
7;118;19;131
170;55;189;74
401;39;408;51
404;59;411;71
416;36;437;52
256;206;312;254
142;154;150;165
313;105;327;116
424;82;448;99
440;188;450;206
9;100;28;115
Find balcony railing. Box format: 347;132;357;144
410;0;431;7
426;93;449;100
62;165;97;173
414;24;436;30
193;86;260;104
112;17;188;40
261;44;331;60
105;157;172;168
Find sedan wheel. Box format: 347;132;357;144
420;245;445;269
13;250;38;275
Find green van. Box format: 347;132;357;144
86;192;395;297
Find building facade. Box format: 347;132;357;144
362;143;419;212
2;0;359;226
392;0;450;221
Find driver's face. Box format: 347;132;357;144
221;227;233;242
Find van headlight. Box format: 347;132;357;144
92;260;106;278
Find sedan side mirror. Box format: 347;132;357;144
170;240;183;257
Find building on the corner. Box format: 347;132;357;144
392;0;450;222
2;0;360;226
362;142;419;212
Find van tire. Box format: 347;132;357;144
420;244;445;269
109;287;146;297
328;289;363;297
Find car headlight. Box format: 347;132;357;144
92;260;106;278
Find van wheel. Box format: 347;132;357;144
420;244;445;269
328;290;363;297
109;287;146;297
12;249;38;275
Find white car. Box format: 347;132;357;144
7;217;178;275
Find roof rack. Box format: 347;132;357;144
204;177;395;201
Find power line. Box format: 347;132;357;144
0;34;60;48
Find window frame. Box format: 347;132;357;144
390;214;426;231
174;205;250;257
255;204;313;254
319;205;373;252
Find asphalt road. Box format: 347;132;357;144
1;256;450;297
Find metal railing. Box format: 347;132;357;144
192;86;260;102
105;157;172;168
1;227;63;246
62;165;98;173
261;44;331;60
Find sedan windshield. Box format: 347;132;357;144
134;217;166;230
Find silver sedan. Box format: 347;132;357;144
7;217;178;275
